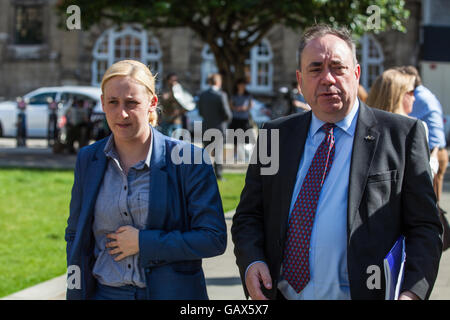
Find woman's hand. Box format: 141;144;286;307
106;225;140;261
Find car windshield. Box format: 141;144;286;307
60;92;97;109
28;92;57;105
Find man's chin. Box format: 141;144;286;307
311;103;352;123
321;102;344;114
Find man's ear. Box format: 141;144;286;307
354;64;361;81
296;69;303;92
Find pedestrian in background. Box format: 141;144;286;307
366;68;439;176
229;78;253;161
65;59;227;300
65;99;89;154
198;73;232;180
159;73;184;137
396;65;450;249
16;97;27;147
290;81;310;113
396;66;448;206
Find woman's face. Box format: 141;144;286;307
237;83;246;94
101;76;157;144
402;88;415;115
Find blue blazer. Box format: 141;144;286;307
65;128;227;300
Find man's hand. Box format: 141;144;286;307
106;225;140;261
398;291;420;300
245;262;272;300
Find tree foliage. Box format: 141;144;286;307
56;0;409;93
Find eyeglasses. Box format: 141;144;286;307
406;89;415;96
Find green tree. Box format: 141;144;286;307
56;0;409;94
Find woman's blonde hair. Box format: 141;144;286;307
101;59;158;126
366;69;415;114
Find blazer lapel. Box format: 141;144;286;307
147;128;168;228
347;103;379;240
278;112;312;239
78;140;108;237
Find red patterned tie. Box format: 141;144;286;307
282;123;336;293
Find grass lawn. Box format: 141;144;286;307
217;173;246;212
0;168;73;298
0;168;245;298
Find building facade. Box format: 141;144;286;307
0;0;447;113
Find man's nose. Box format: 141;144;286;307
320;69;337;85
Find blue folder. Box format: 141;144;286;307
383;235;406;300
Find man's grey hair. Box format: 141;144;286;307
297;24;358;69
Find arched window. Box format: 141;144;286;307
91;25;163;88
358;34;384;91
201;39;273;92
247;39;273;92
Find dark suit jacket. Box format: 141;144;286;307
198;87;232;132
65;128;227;300
231;101;443;300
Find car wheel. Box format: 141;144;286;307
0;121;3;137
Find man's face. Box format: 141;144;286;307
213;76;222;89
297;34;360;123
168;76;178;87
101;76;157;144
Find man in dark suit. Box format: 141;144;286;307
231;24;443;300
198;73;232;180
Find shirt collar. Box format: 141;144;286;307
310;99;360;137
104;125;154;169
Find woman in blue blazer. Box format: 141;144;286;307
65;60;227;300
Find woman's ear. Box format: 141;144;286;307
149;95;158;112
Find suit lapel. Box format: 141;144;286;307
78;140;108;236
347;103;379;240
278;112;312;239
147;128;168;228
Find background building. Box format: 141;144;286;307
0;0;448;114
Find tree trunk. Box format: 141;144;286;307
209;43;249;97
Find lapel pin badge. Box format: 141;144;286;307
364;135;375;141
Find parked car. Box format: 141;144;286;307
0;86;106;141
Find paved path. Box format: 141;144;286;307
2;139;450;300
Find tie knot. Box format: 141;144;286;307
322;123;336;135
